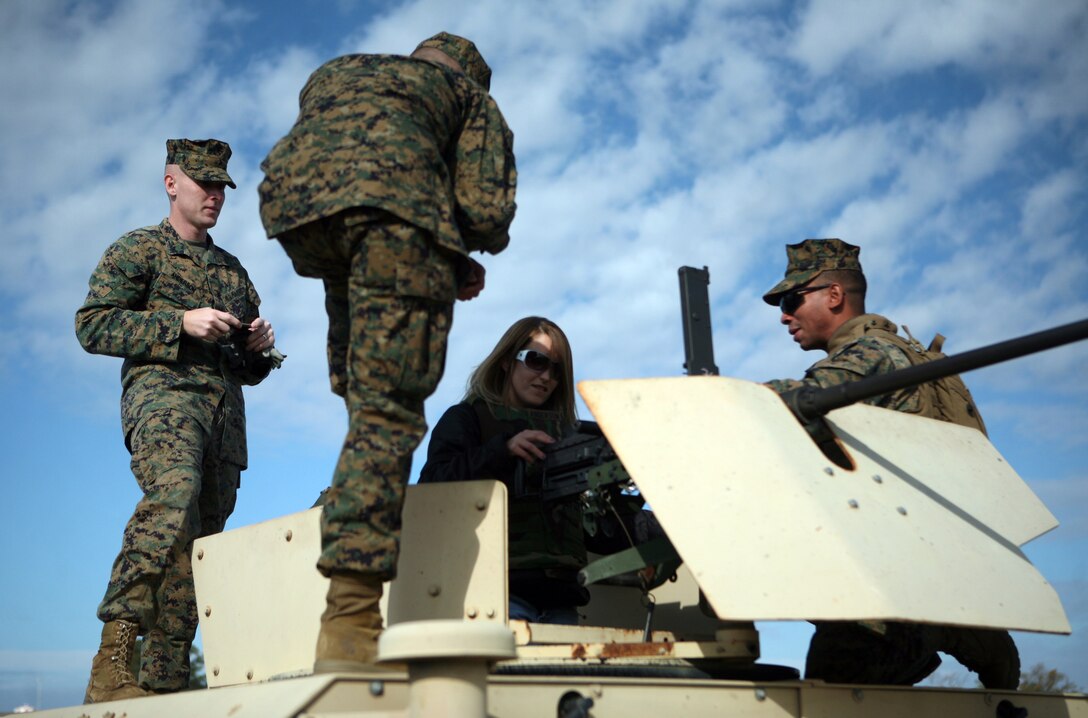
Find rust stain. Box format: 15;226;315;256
598;642;675;659
568;641;679;660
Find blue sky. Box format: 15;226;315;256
1;0;1086;709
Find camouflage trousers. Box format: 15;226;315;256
98;408;240;691
277;208;456;580
805;621;1020;689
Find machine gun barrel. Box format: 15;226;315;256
785;318;1088;423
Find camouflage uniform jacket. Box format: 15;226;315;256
766;314;921;414
258;54;516;258
75;219;271;467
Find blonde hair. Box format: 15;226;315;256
464;316;577;426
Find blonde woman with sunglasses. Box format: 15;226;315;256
419;316;588;623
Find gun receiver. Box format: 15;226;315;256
514;421;630;504
781;318;1088;424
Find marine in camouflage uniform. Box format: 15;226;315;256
762;238;1019;689
257;32;515;669
76;139;280;702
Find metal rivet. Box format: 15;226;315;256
872;475;883;484
285;529;293;542
204;606;212;617
212;666;220;676
848;499;859;509
486;609;496;618
427;584;441;597
823;467;835;476
370;680;385;696
196;549;204;560
467;607;478;619
897;506;908;516
246;670;254;680
475;499;487;511
754;687;767;701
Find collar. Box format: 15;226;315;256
826;313;899;354
160;218;221;262
484;400;563;434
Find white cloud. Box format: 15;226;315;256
793;0;1086;78
1021;170;1084;243
0;0;227;198
1;0;1083;431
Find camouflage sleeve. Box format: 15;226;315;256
452;91;516;255
74;237;183;361
766;337;915;409
814;336;908;383
764;377;806;394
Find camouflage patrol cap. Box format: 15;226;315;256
415;32;492;90
762;238;863;305
166;138;236;189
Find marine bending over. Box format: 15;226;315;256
258;31;516;671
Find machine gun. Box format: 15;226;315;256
518;420;631;503
509;269;727;592
516;267;721;509
513;422;669;592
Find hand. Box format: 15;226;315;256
457;258;486;301
242;317;276;352
506;429;554;464
182;308;240;341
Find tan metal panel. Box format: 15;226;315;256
825;399;1056;546
193;508;327;687
388;480;508;625
28;672;1088;718
578;376;1069;632
193;481;508;687
24;674;407;718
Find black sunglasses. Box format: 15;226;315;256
779;284;833;314
515;349;561;374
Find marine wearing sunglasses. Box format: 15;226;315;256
778;283;833;315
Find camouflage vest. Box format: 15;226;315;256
471;400;589;579
863;325;988;435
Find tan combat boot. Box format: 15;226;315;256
84;620;151;703
313;573;385;673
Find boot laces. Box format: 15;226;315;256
110;621;140;684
